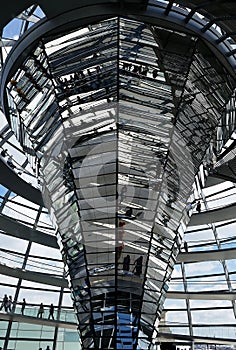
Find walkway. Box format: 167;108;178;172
0;213;58;248
0;158;44;206
0;305;76;329
166;291;236;300
0;263;67;288
189;202;236;226
177;247;236;263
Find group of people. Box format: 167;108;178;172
0;296;27;315
37;303;55;320
1;149;15;170
0;296;55;320
122;255;143;276
55;64;114;102
0;295;13;313
122;61;161;80
186;199;202;216
0;148;27;177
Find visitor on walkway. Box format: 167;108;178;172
21;298;26;315
0;294;8;312
48;303;54;320
1;149;7;157
37;303;44;318
6;295;13;312
196;200;201;213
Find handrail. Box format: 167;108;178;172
0;303;77;323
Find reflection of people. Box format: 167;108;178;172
184;241;188;253
125;207;132;217
120;185;127;202
118;220;125;240
116;242;124;261
84;278;89;294
123;255;130;271
166;195;175;208
37;303;44;318
118;208;142;220
162;215;169;227
133;256;143;276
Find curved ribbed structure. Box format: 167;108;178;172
1;6;235;350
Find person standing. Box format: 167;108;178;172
133;256;143;276
0;149;7;157
37;303;44;318
6;296;13;313
48;303;54;320
184;241;188;253
123;255;130;271
196;200;201;213
21;298;26;315
0;294;8;312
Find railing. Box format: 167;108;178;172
0;303;77;324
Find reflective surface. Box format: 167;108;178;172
2;15;236;349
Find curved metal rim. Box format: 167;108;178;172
1;2;236;122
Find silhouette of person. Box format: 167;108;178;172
196;200;201;213
1;149;7;157
125;207;132;217
133;256;143;276
21;298;26;315
184;241;188;253
84;277;89;294
37;303;44;318
116;243;124;261
48;303;54;320
0;294;8;312
120;185;127;203
123;255;130;271
7;156;15;169
6;296;13;312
